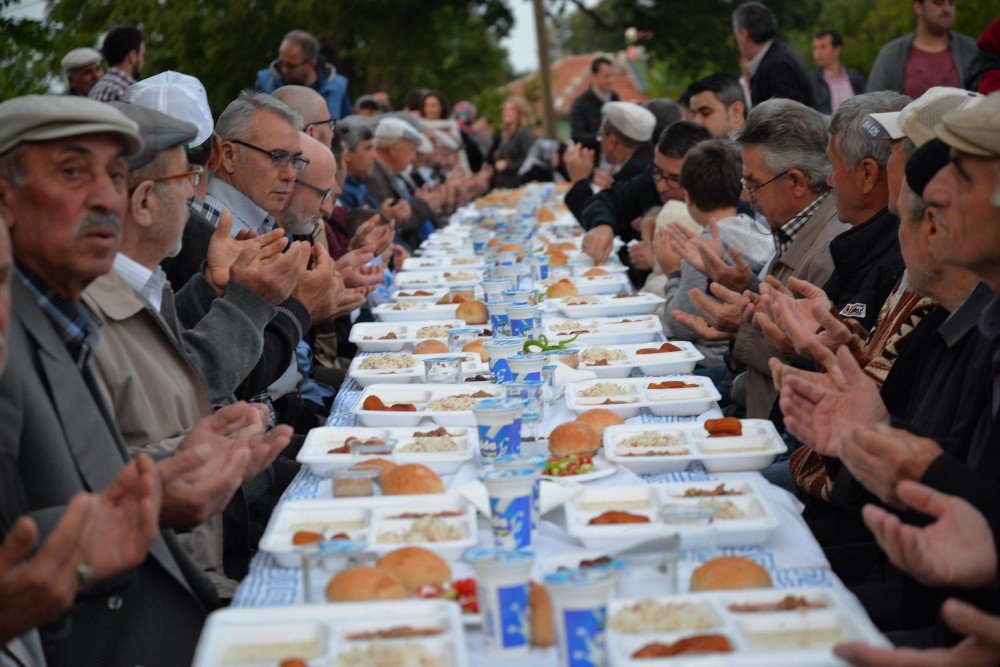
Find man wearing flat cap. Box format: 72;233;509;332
564;101;656;222
61;47;104;97
0;94;291;666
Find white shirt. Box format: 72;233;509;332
112;252;167;313
747;40;774;78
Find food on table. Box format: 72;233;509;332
442;271;479;282
426;390;495;411
362;395;418;412
453;257;479;265
614;291;642;298
376;516;466;544
583;267;608;277
587;510;651;525
548;248;569;266
413;339;449;354
683;484;744;497
636;342;682;354
744;628;845;650
617;431;680;449
544;455;596;477
325;565;407;602
327;444;350;454
530;581;554;646
580;347;628;366
455;300;488;324
464;374;491;383
564;295;601;306
350;457;398;477
278;659;308;667
610;599;717;633
397;290;435;297
689;556;773;591
332;473;377;497
548;421;602;457
647;381;699;390
377;546;452;595
631;634;733;658
727;595;828;613
522;333;581;354
696;499;751;520
705;417;743;437
462;339;487;362
413;577;478;614
576;408;625;436
363;331;400;340
223;641;322;663
389;301;425;311
549;319;589;332
497;243;524;260
415;326;451;339
616;448;690;457
397;429;461;453
345;626;445;640
536;207;556;221
386;510;464;519
381;464;445;495
579;382;631;398
546;279;578;298
291;530;323;545
358;353;416;371
290;519;367;533
334;641;445;667
435;293;467;305
549;242;577;253
577;499;654;511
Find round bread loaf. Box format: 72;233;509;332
548;421;602;458
689;556;773;591
381;463;446;495
325;565;407;602
377;546;452;594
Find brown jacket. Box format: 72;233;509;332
731;194;849;418
82;269;234;596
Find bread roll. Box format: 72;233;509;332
576;408;625;436
545;279;578;298
548;421;602;458
325;565;407;602
413;339;449;354
377;547;452;594
689;556;773;591
349;457;398;477
530;582;554;646
381;464;446;495
548;249;569;266
456;300;488;325
497;243;524;260
462;339;488;363
583;268;608;277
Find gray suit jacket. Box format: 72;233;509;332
0;279;216;667
365;159;434;249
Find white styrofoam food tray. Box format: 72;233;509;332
539;314;664;346
552;292;666;318
351;383;504;427
349;321;489;352
540;273;629;295
192;599;469;667
565;375;721;419
572;341;705;378
401;256;486;271
259;493;479;567
372;301;464;322
298;425;476;476
348;352;488;387
394;269;484;289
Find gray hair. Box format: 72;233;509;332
902;187;930;223
282;29;319;62
0;145;26;187
736;98;831;193
216;91;302;142
830;91;910;170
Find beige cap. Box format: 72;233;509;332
602;101;657;142
0;94;142;157
935;91;1000;158
60;47;102;75
861;87;982;147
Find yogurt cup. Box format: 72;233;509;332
618;549;679;598
506;354;546;383
529;255;551;282
507;305;539;338
481;467;538;550
423;356;464;384
482;277;515;299
502;289;536;305
472;227;492;254
473;398;523;458
447;327;483;353
496;251;520;267
492;455;546;532
465;549;534;657
485;299;512;337
484;338;527;384
544;568;619;667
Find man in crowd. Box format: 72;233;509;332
272;85;338;150
810;29;866;114
569;55;620;153
0;94;291;666
88;25;144;103
732;1;814;107
867;0;977;98
684;72;748;140
61;47;104;97
563;101;656;221
255;29;353;120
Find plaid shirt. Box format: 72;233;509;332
16;264;101;369
774;192;829;258
203;178;276;237
87;66;135;102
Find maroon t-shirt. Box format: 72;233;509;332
904;45;960;99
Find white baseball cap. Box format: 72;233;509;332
861;87;982;147
375;117;426;146
125;71;214;147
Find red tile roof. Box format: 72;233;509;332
503;52;649;116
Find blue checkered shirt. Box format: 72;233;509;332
16;264;101;369
203;178;277;237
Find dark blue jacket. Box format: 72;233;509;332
255;58;353;119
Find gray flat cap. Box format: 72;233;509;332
110;102;198;169
61;47;102;75
602;101;657;143
375;117;426;145
338;114;375;150
936;91;1000;158
0;94;141;157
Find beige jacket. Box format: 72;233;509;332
83;270;235;596
731;195;849;418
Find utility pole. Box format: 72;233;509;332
531;0;557;137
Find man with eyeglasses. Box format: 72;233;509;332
273;85;338;150
255;29;353;120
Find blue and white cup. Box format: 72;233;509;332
506;354;546;383
481;467;538;550
544;568;619;667
465;549;535;657
496;251;520;267
502;289;536;305
508;305;539;338
482;276;515;300
492;455;546;532
473;398;523;458
485;299;512;337
472;227;492;254
528;254;551;282
483;338;526;384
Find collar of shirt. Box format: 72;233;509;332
112;252;167;313
204;177;276;237
189;196;221;226
747;40;774;78
774;192;827;256
15;263;101;368
977;290;1000;342
591;86;613;103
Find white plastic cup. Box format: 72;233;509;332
466;549;535;657
506;354;546;383
544;568;619;667
508;304;539;338
481;467;538;550
482;276;515;299
483;338;527;384
485;299;512;338
423;356;463;384
472;227;492;254
473;398;524;459
492;455;546;532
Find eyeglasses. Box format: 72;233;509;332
304;118;337;133
741;170;789;195
152;164;204;186
231;139;310;173
296;178;333;205
650;165;681;187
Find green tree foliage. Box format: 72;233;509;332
17;0;513;115
0;0;55;101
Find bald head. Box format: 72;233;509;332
272;86;332;147
281;131;336;234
